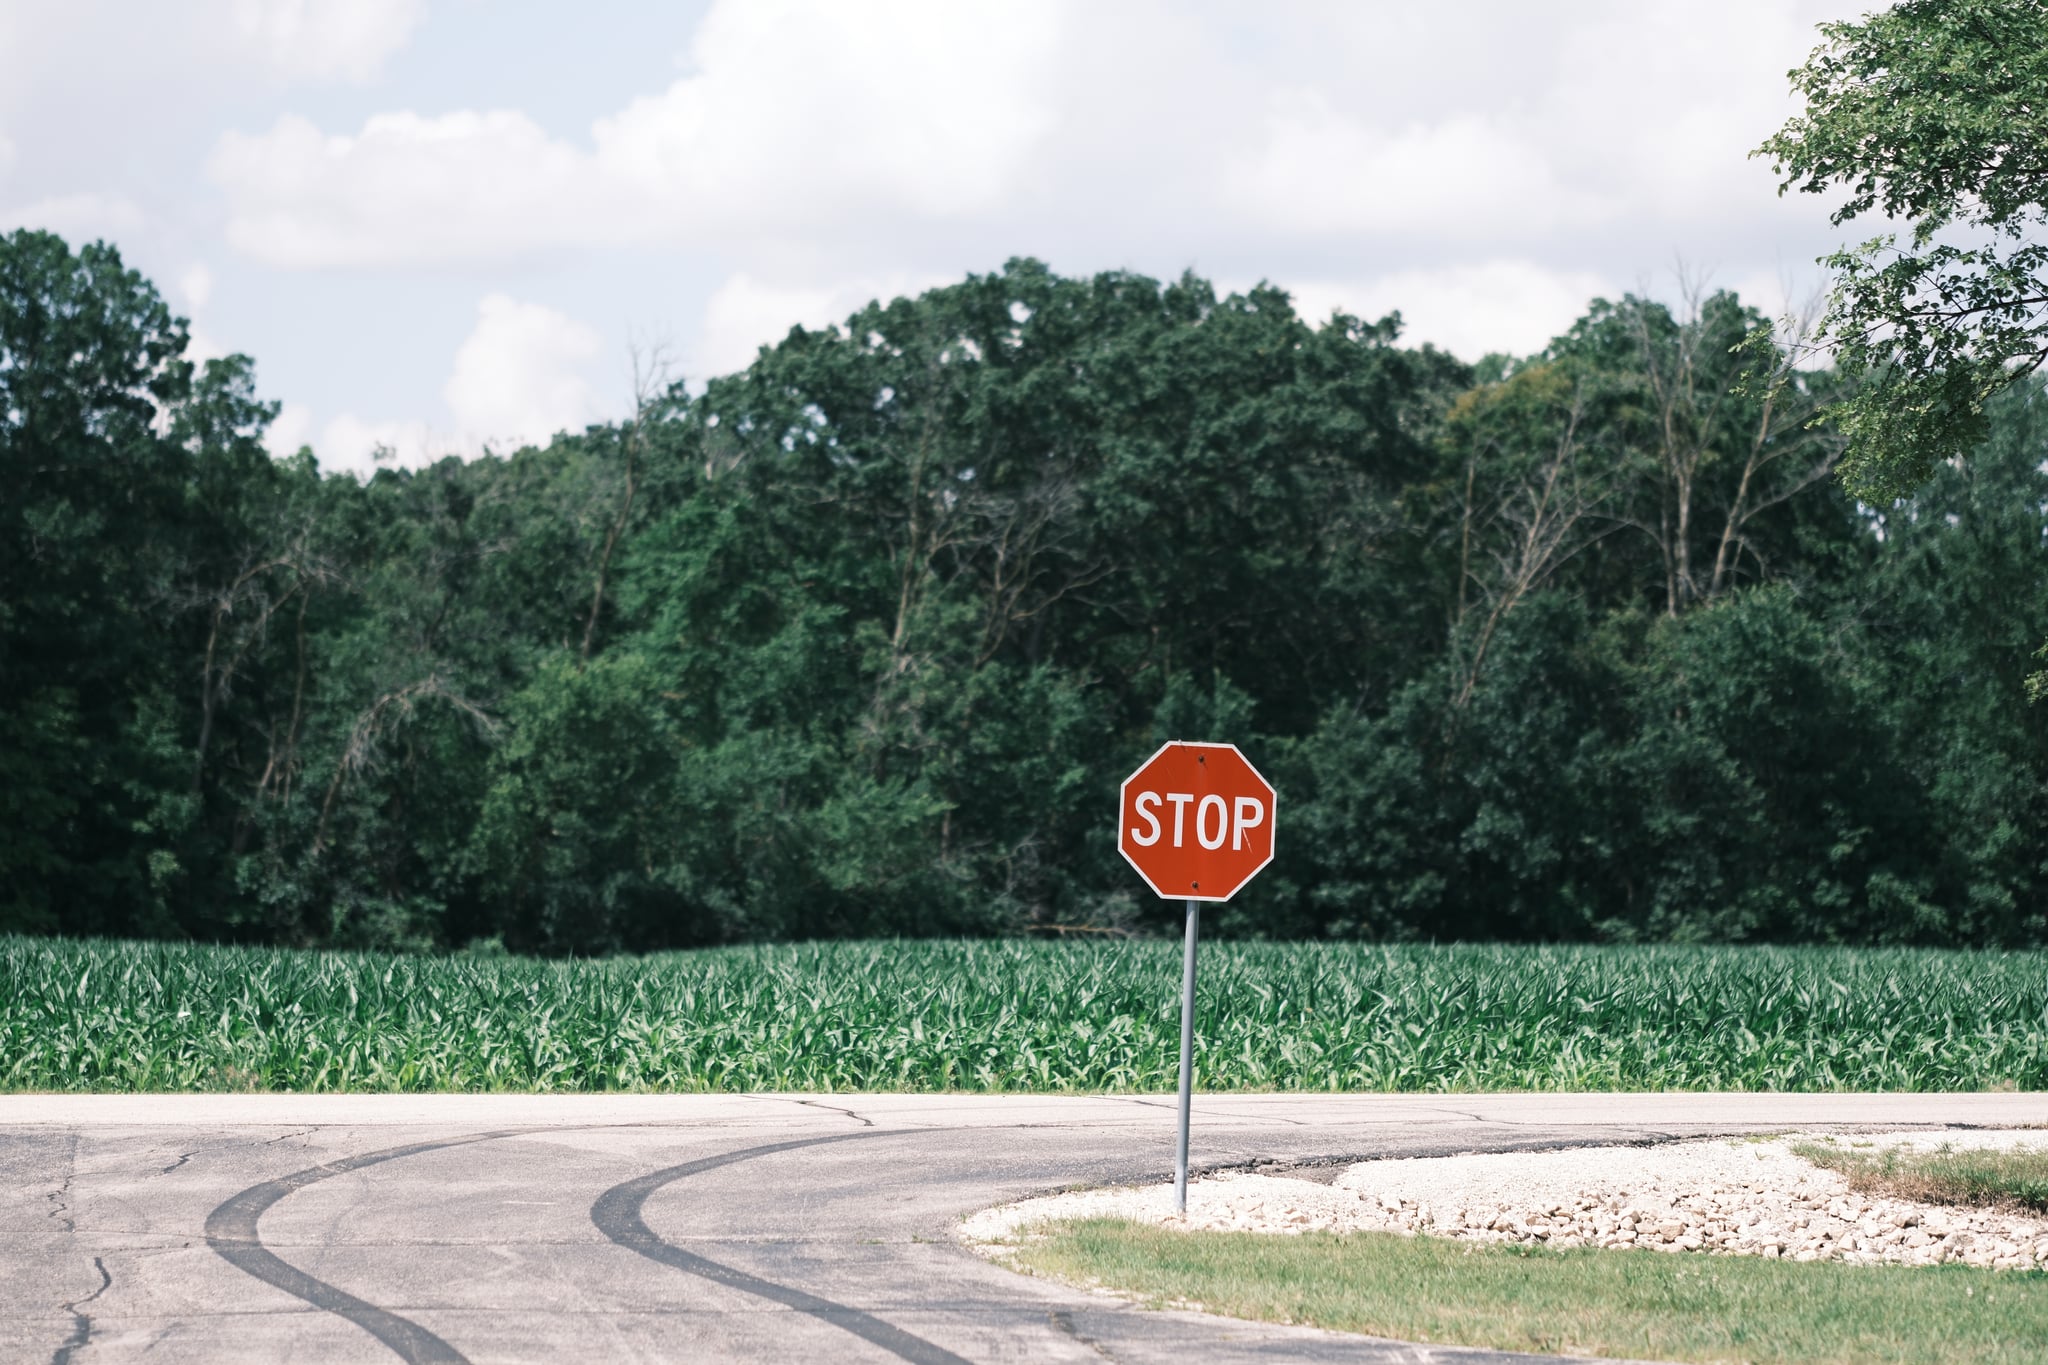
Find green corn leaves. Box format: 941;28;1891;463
5;936;2047;1094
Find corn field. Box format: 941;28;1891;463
4;935;2046;1093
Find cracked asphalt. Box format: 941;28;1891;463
6;1092;2047;1364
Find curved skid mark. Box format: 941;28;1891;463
591;1132;972;1365
200;1113;1712;1365
205;1130;524;1364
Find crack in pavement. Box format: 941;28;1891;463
50;1255;110;1365
1048;1308;1120;1362
45;1134;79;1235
791;1099;876;1128
160;1150;196;1176
1234;1110;1311;1127
1097;1096;1318;1129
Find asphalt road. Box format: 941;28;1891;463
6;1091;2047;1364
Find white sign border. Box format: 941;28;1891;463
1116;739;1277;903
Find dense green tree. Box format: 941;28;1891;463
5;237;2045;952
0;231;259;935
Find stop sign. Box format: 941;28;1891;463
1117;741;1276;902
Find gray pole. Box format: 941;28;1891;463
1174;896;1200;1215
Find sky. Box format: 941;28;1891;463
0;0;1866;477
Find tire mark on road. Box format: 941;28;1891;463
203;1123;932;1363
201;1113;1488;1365
205;1129;525;1364
591;1132;973;1365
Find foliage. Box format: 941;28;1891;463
1006;1220;2048;1365
10;936;2048;1093
5;231;2047;950
0;229;273;937
1759;0;2048;502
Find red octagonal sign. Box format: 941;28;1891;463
1118;741;1276;902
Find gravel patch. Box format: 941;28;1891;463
961;1130;2048;1270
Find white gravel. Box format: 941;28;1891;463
961;1129;2048;1270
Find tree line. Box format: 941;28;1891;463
6;231;2046;952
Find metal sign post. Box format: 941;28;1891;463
1115;741;1275;1221
1174;896;1199;1214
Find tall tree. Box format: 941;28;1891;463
0;231;286;934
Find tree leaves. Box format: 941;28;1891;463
7;236;2046;952
1758;0;2048;500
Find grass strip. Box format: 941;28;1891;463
1002;1218;2048;1364
1797;1140;2048;1214
10;935;2048;1093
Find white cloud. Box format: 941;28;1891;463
96;0;1874;453
199;0;1859;310
0;192;144;242
168;263;235;366
1544;2;1843;227
694;271;951;379
267;293;608;477
179;263;215;311
208;0;1064;267
227;0;424;84
263;400;446;477
265;400;316;459
185;326;232;367
1281;261;1616;361
443;294;604;447
211;110;609;266
1234;94;1607;240
316;413;448;475
595;0;1060;223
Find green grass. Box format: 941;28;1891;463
1002;1219;2048;1364
1797;1138;2048;1213
7;935;2048;1093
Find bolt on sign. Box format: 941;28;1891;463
1117;740;1276;1214
1118;741;1276;902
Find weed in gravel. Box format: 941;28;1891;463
1797;1140;2048;1213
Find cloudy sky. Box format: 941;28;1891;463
1;0;1863;476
